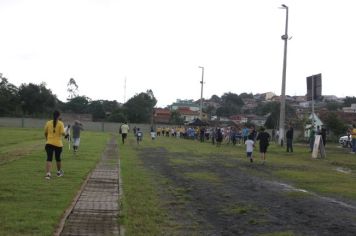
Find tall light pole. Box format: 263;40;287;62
199;66;204;119
311;75;315;128
278;4;289;146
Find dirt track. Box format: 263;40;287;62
139;147;356;236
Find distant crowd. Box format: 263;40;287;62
119;121;356;161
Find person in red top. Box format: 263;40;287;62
44;110;66;180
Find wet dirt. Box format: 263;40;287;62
138;147;356;236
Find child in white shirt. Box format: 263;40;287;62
245;135;255;163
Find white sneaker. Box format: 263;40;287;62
45;173;51;180
57;170;64;177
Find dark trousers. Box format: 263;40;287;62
286;138;293;152
45;144;62;162
122;133;127;144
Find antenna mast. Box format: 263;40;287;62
124;77;127;103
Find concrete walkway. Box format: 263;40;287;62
58;136;122;236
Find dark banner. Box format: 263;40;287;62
306;73;322;101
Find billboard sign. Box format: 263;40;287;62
306;73;322;101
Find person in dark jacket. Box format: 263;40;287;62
286;124;294;152
72;120;84;153
216;128;223;147
256;127;270;163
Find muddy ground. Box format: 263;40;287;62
138;147;356;236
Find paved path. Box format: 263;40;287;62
59;136;122;236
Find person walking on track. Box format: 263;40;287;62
44;110;66;180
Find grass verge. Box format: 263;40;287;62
119;138;169;236
0;128;108;236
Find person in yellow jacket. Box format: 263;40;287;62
351;124;356;154
44;110;66;180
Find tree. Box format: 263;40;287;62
343;96;356;107
87;100;106;121
203;104;216;119
108;107;127;122
67;78;79;100
124;90;157;123
18;82;57;116
263;102;280;129
0;77;20;116
323;112;347;137
239;92;254;99
65;96;90;114
260;101;296;129
210;94;221;103
325;101;342;111
216;92;244;117
86;99;122;121
170;110;184;125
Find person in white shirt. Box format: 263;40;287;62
120;122;130;144
245;135;255;163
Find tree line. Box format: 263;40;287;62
0;77;157;123
1;75;355;132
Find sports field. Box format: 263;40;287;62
120;133;356;235
1;127;356;235
0;127;108;236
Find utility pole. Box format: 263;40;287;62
278;4;289;146
311;75;315;127
124;77;127;103
199;66;204;119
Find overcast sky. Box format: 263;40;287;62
0;0;355;107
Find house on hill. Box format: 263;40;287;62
170;99;200;111
343;104;356;113
177;107;200;123
153;108;171;124
229;115;248;125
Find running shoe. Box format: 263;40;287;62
57;170;64;177
45;173;51;180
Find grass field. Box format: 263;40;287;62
119;134;356;235
0;127;109;236
1;127;356;235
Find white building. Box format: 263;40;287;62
170;99;200;112
343;104;356;113
264;92;276;101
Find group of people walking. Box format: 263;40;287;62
152;124;273;164
44;111;356;180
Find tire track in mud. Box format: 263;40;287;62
139;147;356;236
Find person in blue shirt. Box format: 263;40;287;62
242;126;250;143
